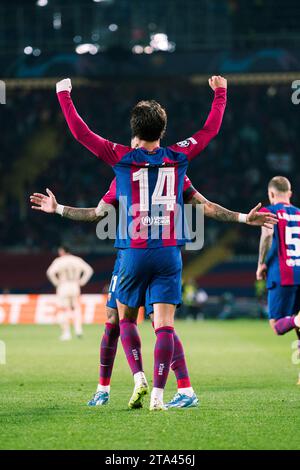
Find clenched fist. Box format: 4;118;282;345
208;75;227;91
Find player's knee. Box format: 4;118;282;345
106;307;119;325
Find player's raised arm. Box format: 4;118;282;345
56;78;130;166
169;76;227;160
30;188;114;222
183;180;277;228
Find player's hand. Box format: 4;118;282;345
256;263;267;280
30;188;57;213
208;75;227;90
56;78;72;93
246;203;277;229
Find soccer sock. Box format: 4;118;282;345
98;322;120;392
172;331;194;396
119;318;144;376
153;327;174;398
151;322;193;397
274;316;296;335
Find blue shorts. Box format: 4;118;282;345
117;246;182;309
106;252;122;310
268;283;300;320
106;252;155;316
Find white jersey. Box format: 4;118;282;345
47;254;93;298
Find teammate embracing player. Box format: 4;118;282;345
55;74;228;410
257;176;300;383
53;74;280;410
31;175;275;406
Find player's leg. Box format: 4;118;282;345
151;303;175;410
71;297;83;338
268;285;300;335
56;296;72;340
88;260;121;406
117;301;148;409
88;306;120;406
147;301;198;408
116;249;150;409
149;246;183;411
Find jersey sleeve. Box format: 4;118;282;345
102;178;118;207
57;91;131;166
183;175;197;202
168;87;227;161
259;205;272;214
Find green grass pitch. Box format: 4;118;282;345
1;320;300;450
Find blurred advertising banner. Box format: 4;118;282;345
0;294;144;325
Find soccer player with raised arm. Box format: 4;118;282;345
31;177;276;405
56;75;228;410
256;176;300;383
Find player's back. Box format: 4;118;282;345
265;203;300;286
114;146;189;249
48;254;91;297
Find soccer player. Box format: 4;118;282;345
56;75;279;410
46;243;93;340
256;176;300;383
56;75;228;410
31;178;276;406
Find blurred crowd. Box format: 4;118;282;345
1;82;299;255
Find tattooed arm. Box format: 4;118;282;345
256;226;274;280
189;191;278;228
30;188;112;223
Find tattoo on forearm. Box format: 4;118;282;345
62;207;101;222
258;234;272;264
191;195;239;222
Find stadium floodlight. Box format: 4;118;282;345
108;24;118;32
24;46;33;55
36;0;48;6
132;45;143;54
33;48;41;56
144;46;153;54
75;43;99;55
150;33;175;52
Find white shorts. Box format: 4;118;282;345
57;282;80;309
57;295;79;309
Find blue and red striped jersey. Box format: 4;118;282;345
260;203;300;287
57;87;227;249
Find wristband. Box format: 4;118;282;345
55;204;65;216
238;213;247;223
56;78;72;93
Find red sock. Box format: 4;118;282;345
99;323;120;386
154;327;174;389
151;322;191;388
120;318;144;374
274;316;296;335
172;331;191;389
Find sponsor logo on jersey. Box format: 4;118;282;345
141;216;170;226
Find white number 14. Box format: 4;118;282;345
132;167;176;211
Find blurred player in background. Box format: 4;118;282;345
46;242;94;341
256;176;300;383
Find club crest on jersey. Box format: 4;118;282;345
176;137;197;148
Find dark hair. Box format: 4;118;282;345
268;176;291;193
130;100;167;141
